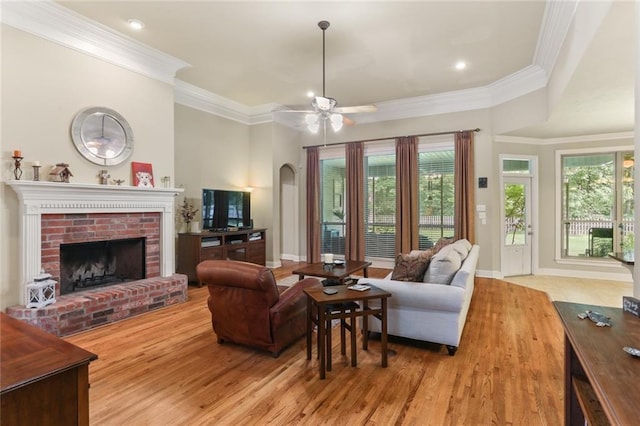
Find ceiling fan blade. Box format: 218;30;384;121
343;116;355;126
272;105;314;113
334;104;377;114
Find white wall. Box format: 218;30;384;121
1;25;176;309
174;104;250;205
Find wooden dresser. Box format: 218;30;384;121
1;313;98;426
554;302;640;425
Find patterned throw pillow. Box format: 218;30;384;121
391;250;434;281
432;237;454;254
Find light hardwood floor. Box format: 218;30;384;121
502;274;632;307
65;263;566;425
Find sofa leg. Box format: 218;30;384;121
446;345;458;356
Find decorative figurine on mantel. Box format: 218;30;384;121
98;169;110;185
12;149;23;180
49;163;73;183
112;178;125;186
32;161;41;181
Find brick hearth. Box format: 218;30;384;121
6;275;188;336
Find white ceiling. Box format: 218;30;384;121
52;1;635;139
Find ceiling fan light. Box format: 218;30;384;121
305;114;320;133
314;96;336;111
330;113;343;132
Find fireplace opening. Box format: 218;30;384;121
60;237;146;295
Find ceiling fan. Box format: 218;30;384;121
276;20;377;133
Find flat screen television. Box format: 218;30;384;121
202;189;251;231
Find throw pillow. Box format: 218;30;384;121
432;237;454;254
422;248;463;284
391;250;434;281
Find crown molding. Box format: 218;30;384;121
174;80;278;125
0;0;189;85
495;131;634;145
488;65;548;106
2;0;573;128
534;0;579;76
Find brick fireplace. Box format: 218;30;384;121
6;181;188;336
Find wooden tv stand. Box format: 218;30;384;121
177;228;266;286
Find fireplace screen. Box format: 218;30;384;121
60;237;146;295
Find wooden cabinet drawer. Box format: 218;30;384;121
201;247;223;260
248;242;266;265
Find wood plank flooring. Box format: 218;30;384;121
65;264;565;425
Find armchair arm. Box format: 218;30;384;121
271;278;320;328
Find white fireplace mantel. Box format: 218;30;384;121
7;180;184;304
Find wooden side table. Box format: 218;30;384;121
293;260;372;284
304;284;391;379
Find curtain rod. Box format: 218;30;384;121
302;128;480;150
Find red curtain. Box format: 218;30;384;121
345;143;365;260
306;147;321;263
395;136;419;254
454;131;476;243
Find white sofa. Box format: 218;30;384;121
358;242;480;355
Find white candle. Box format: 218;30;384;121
33;161;40;167
324;253;334;263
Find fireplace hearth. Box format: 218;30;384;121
60;237;146;295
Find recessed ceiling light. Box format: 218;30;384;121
127;19;145;30
455;61;466;70
307;91;315;98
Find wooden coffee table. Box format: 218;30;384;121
292;260;372;284
304;284;391;379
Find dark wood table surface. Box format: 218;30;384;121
1;313;98;425
292;260;372;283
553;301;640;425
304;284;391;379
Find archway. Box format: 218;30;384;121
279;164;299;261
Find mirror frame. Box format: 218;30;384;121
71;106;134;166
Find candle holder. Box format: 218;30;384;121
32;165;41;181
12;156;23;180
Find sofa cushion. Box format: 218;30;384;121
391;250;433;281
450;239;472;261
422;247;462;284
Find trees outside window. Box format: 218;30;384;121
561;151;634;258
318;137;455;260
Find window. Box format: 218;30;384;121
320;157;346;256
560;151;634;258
417;147;455;249
317;137;459;260
364;149;396;258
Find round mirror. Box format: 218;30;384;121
71;107;134;166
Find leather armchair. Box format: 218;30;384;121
196;259;319;357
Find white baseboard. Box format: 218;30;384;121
476;269;502;279
266;260;282;269
280;254;302;262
